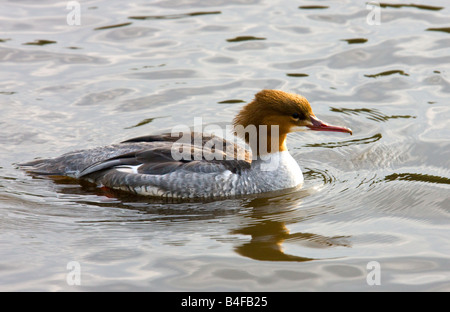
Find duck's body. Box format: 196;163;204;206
21;90;351;199
110;151;302;198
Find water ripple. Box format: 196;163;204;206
304;133;382;149
2;0;450;291
330;107;416;122
129;11;221;20
384;173;450;185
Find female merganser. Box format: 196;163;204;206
20;90;352;199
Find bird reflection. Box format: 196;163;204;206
30;174;351;262
232;193;351;262
232;220;313;261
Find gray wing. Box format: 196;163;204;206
20;132;252;178
79;137;252;177
77;133;252;195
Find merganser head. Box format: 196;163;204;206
233;89;352;154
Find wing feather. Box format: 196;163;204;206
79;132;251;178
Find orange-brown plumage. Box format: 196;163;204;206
234;90;311;154
233;89;352;155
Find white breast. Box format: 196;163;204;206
247;151;304;192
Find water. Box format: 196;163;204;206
1;0;449;291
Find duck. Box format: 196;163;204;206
20;90;352;199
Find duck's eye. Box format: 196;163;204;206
292;113;300;119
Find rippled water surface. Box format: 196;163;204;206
1;0;449;291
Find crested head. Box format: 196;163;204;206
233;89;314;131
233;89;352;155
